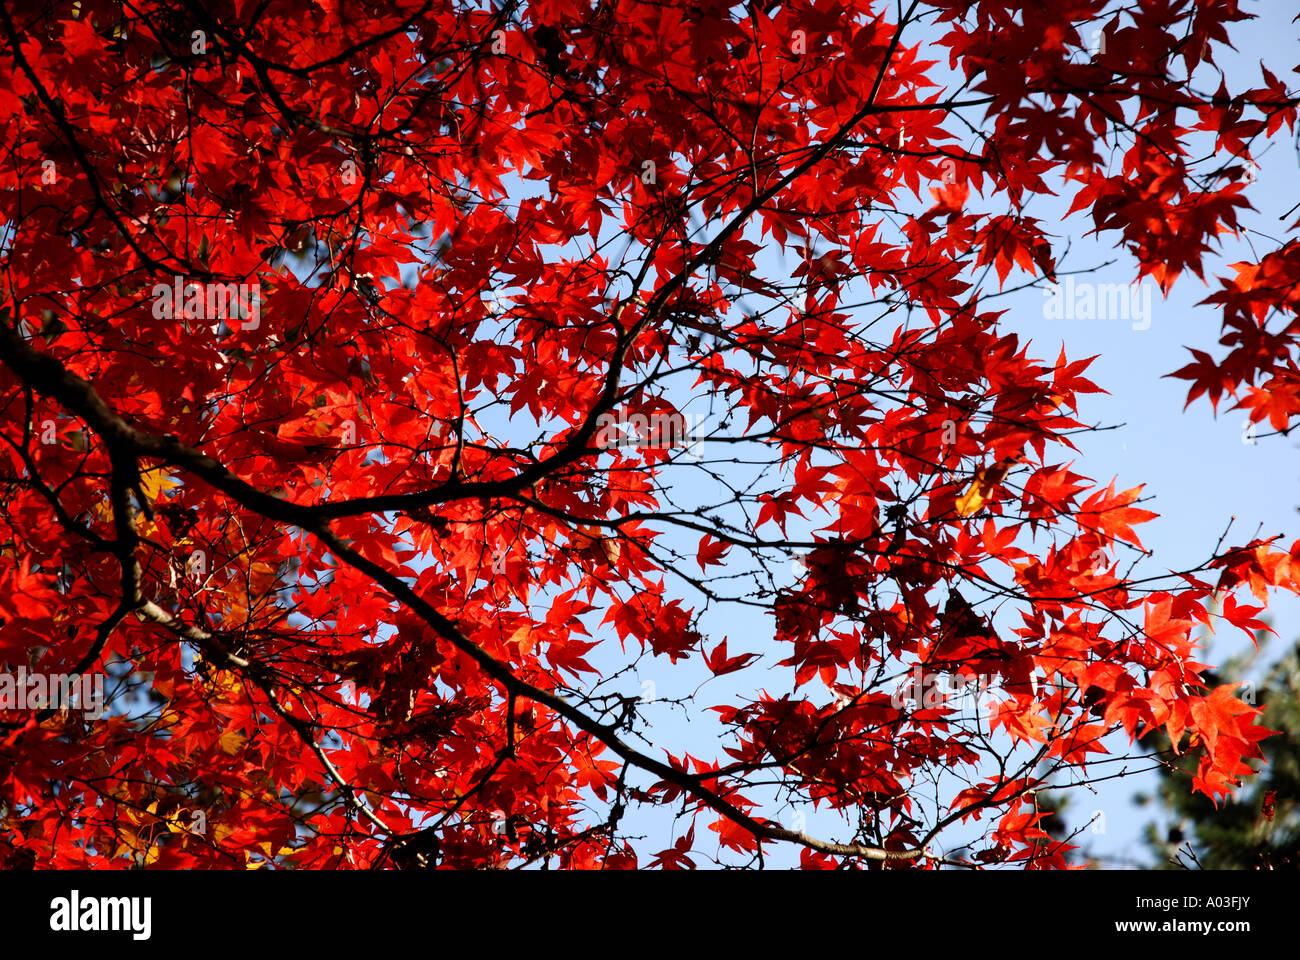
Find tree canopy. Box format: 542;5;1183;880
1;0;1298;869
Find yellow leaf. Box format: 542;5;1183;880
138;466;181;504
955;482;987;517
218;728;247;755
956;458;1017;517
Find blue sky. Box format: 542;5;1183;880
553;3;1300;868
989;6;1300;865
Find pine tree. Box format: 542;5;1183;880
1136;634;1300;869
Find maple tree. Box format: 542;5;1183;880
0;0;1298;870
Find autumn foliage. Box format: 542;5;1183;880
1;0;1299;869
